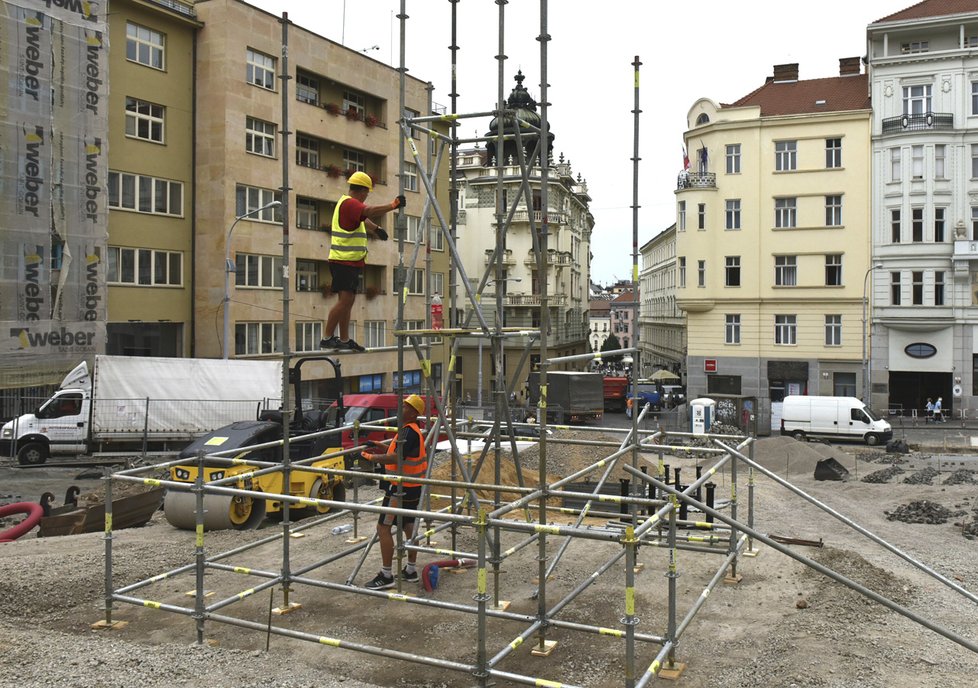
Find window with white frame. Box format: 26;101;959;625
935;207;946;242
824;315;842;346
126;22;164;70
935;144;946;179
935;271;945;306
246;48;276;90
296;198;319;230
892;208;902;243
108;171;183;216
725;199;741;230
296;134;320;168
235;322;283;355
678;201;686;230
107;247;182;286
343;149;365;173
295;321;322;352
296;72;319;105
235;253;283;288
697;203;705;229
432;272;444;297
408;267;425;295
245;117;276;157
825;254;842;286
725;314;741;345
973;81;978;115
825;195;842;226
404;215;423;243
774;315;797;345
775;255;797;286
903;84;932;114
678;257;686;287
972;144;978;178
364;320;386;348
295;259;319;292
697;260;705;287
891;147;901;182
775;197;796;228
343;90;365;116
235;184;281;222
901;41;929;54
775;140;797;171
912;208;924;242
912;145;924;178
725;256;740;287
891;271;901;305
825;138;842;168
912;271;924;305
125;97;164;142
405;108;421;139
725;144;741;174
430;223;444;251
972;206;978;240
404;162;419;192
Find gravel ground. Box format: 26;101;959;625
2;435;978;687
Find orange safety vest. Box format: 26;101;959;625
383;422;427;487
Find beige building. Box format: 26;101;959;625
193;0;448;399
106;0;200;356
677;60;872;432
639;225;685;378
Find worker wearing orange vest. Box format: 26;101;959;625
360;394;428;590
321;171;405;352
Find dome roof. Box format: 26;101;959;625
487;70;541;135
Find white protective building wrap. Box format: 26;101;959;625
0;0;108;388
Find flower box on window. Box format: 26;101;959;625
325;102;340;115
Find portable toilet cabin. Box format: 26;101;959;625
690;398;716;435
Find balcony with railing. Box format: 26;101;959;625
881;112;953;134
676;171;716;190
503;293;568;306
524;250;573;267
484;248;515;266
511;209;568;225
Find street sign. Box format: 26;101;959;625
704;359;717;373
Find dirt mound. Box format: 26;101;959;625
749;436;857;475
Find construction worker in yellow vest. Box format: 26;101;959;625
321;171;405;352
359;394;428;589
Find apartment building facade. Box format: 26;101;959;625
639;225;685;378
677;61;872;432
193;0;449;400
867;0;978;418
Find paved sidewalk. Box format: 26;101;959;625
887;416;978;452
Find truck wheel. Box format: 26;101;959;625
865;433;881;447
791;430;807;442
17;442;48;466
311;478;346;515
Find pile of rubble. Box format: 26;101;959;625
902;467;940;485
861;466;906;484
942;469;978;486
884;500;963;525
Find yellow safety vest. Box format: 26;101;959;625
329;195;368;262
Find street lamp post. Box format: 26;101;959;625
223;200;282;359
861;262;884;404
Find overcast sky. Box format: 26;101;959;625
247;0;904;284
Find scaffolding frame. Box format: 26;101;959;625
95;2;978;686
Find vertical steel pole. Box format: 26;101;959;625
629;53;642;521
475;509;490;687
665;493;679;669
623;525;638;687
102;469;114;626
278;12;295;607
448;0;461;557
194;449;207;644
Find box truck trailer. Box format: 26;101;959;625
1;356;282;465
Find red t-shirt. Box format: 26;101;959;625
333;196;368;267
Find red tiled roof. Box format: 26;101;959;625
589;299;611;313
875;0;978;24
611;290;635;304
726;74;869;117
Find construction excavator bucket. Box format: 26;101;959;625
814;457;850;481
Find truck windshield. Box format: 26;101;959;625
343;406;368;424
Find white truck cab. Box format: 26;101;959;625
780;395;892;446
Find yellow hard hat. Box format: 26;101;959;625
347;171;373;191
403;394;425;414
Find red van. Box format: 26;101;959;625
330;394;438;449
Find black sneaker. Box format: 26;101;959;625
400;567;419;583
338;338;367;352
364;572;395;590
320;336;341;349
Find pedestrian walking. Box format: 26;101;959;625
925;398;934;423
934;397;944;423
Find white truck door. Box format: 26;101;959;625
36;391;88;455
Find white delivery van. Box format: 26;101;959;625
780;395;892;446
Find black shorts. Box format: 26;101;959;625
378;484;422;526
329;262;361;293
